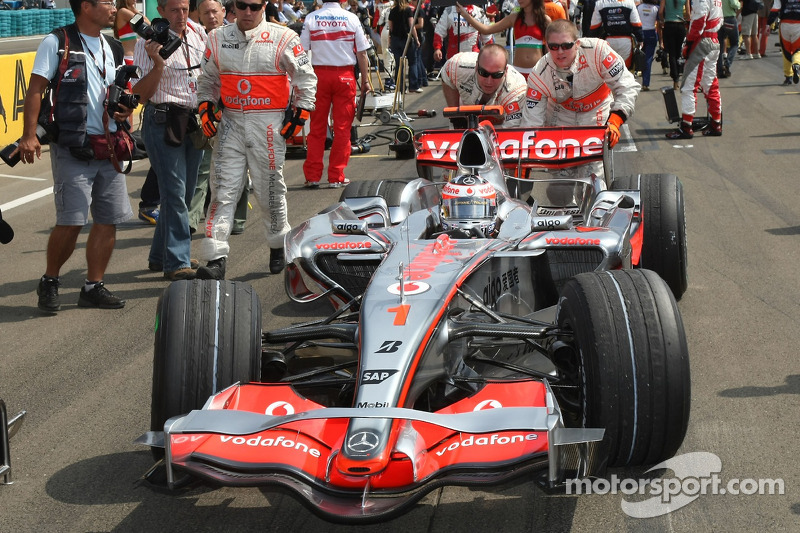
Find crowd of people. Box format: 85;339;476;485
9;0;799;313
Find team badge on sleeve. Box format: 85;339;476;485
527;88;542;100
602;54;616;69
293;44;305;56
505;101;520;114
204;47;211;60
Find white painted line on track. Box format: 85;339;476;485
0;187;53;212
0;173;47;181
615;123;638;153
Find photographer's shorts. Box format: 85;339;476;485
49;143;133;226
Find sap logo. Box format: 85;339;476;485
361;369;398;384
376;340;402;353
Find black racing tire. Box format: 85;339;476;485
556;269;690;468
611;173;688;299
151;280;262;458
338;178;414;207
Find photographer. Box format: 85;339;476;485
19;0;135;313
131;0;207;281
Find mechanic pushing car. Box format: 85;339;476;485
195;0;317;279
521;19;640;182
441;45;528;127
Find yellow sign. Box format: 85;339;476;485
0;52;35;146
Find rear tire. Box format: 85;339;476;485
556;269;690;468
151;280;262;457
611;173;688;299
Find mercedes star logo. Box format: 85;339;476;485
347;431;380;453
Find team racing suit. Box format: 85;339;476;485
441;52;527;126
590;0;643;67
522;38;640;181
677;0;723;134
771;0;800;81
300;1;371;184
197;19;317;260
434;5;492;59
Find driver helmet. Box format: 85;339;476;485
441;174;499;236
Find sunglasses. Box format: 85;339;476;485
477;66;505;79
235;1;264;10
547;41;576;51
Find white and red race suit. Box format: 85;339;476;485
590;0;644;67
522;38;640;179
441;51;527;126
197;19;316;259
679;0;722;125
771;0;800;77
434;5;492;59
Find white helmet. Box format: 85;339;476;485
441;174;498;237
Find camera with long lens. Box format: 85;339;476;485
130;13;182;59
0;125;49;168
107;64;142;118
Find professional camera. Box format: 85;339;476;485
0;125;49;168
107;64;142;118
130;13;182;59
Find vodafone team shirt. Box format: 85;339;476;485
300;1;371;66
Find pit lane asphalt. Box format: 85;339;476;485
1;37;799;532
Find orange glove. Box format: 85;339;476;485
606;112;625;149
199;101;222;138
280;107;311;139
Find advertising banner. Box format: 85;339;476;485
0;52;35;146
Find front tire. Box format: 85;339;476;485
151;280;262;456
556;269;690;468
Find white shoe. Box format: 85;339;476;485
328;178;351;189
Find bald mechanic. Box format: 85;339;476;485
441;44;527;126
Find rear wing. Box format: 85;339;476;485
415;125;607;171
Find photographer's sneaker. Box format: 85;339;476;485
138;207;159;225
78;282;126;309
37;276;61;313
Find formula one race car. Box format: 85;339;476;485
139;106;690;523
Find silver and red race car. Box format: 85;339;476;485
140;106;690;523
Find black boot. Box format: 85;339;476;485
196;257;226;280
666;121;694;139
702;119;722;136
269;248;285;275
